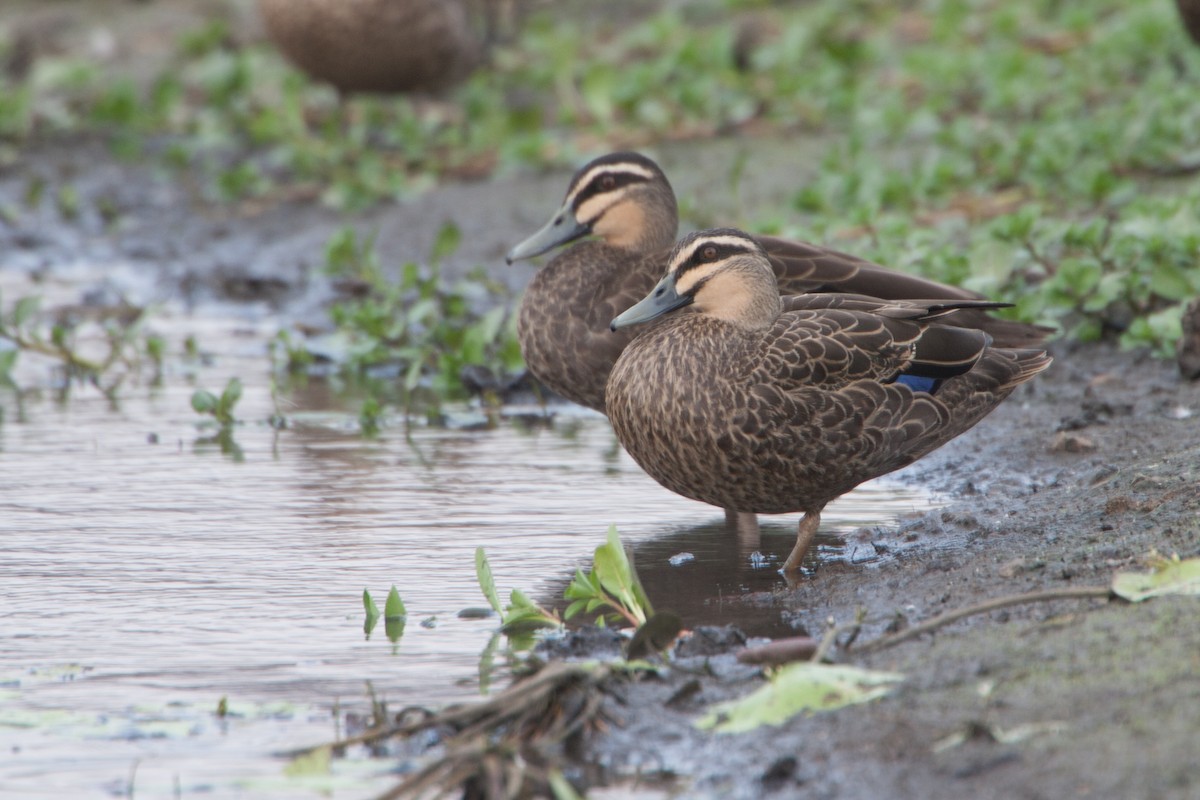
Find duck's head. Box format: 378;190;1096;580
505;152;678;264
611;228;782;332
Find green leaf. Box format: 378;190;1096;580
284;745;331;777
190;389;217;414
219;377;243;411
500;589;559;633
363;588;380;618
0;349;17;377
695;663;904;733
385;616;406;644
475;548;503;614
592;525;652;625
1150;263;1193;302
547;770;585;800
363;589;381;635
1112;555;1200;603
11;296;39;328
384;585;407;619
430;221;462;264
403;357;424;392
477;632;501;695
564;568;596;602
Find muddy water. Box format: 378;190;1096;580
0;315;936;798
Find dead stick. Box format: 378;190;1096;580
285;662;602;759
856;586;1113;653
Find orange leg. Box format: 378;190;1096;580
781;510;821;573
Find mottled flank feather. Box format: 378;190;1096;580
606;229;1052;572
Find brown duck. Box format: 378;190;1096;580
257;0;482;95
606;229;1053;572
507;152;1048;415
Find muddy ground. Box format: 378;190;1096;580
590;341;1200;800
3;4;1199;797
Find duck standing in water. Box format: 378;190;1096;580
606;229;1052;573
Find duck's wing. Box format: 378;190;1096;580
751;302;1051;479
758;235;1053;347
761;298;997;392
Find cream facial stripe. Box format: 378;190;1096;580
669;233;768;295
673;262;723;295
566;163;659;225
669;234;762;272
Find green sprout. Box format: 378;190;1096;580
190;377;242;428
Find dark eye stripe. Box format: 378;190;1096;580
676;241;757;277
571;171;649;208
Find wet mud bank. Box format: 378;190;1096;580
588;342;1200;800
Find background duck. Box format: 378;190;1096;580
507;151;1049;415
1178;0;1200;45
607;229;1053;573
257;0;483;95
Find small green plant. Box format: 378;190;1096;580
323;225;382;283
476;526;660;641
475;547;561;633
190;377;242;428
362;586;407;644
278;228;523;417
363;588;381;636
0;291;153;400
564;525;654;628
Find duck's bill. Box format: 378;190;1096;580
610;275;692;331
505;205;590;264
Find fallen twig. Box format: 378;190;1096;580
856;585;1114;653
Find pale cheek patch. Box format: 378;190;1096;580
576;189;629;228
693;273;754;320
593;201;647;248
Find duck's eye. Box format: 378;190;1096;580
600;175;616;190
701;246;718;260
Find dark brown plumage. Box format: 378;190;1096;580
607;229;1053;572
1178;0;1200;46
507;152;1050;414
257;0;482;95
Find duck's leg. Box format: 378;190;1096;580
781;510;821;573
725;509;760;551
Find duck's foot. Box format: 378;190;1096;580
781;511;821;573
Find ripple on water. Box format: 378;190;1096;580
0;372;939;797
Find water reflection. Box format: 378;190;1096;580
0;370;938;797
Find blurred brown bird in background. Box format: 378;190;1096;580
256;0;487;95
1177;0;1200;45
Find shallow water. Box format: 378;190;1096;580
0;314;937;798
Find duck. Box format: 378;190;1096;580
506;151;1049;415
257;0;482;95
1178;0;1200;46
606;228;1053;573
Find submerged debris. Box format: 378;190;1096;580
298;660;637;800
